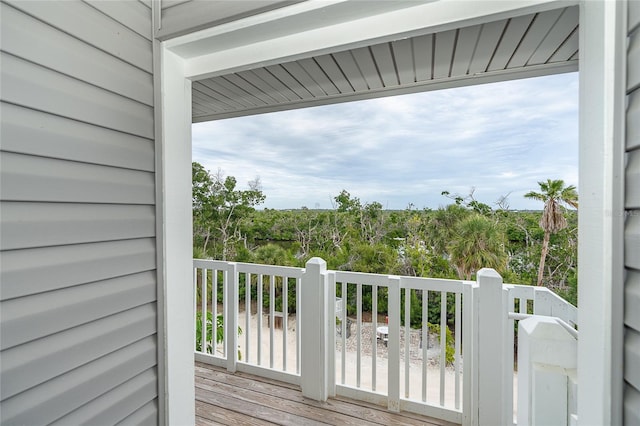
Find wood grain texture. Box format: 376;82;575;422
194;363;457;426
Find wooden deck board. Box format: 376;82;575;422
195;362;458;426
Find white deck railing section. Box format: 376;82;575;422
194;258;578;426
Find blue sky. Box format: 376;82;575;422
193;72;578;211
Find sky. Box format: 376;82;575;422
192;72;579;211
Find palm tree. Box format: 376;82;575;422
447;214;506;280
525;179;578;286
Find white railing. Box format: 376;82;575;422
503;284;579;425
329;271;471;424
193;258;578;426
193;259;304;385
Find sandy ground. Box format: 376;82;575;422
208;311;518;418
213;313;463;407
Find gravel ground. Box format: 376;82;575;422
334;321;446;367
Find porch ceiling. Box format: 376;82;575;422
191;5;578;123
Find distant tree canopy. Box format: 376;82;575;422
192;168;578;306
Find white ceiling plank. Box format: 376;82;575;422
209;76;269;107
297;58;340;96
433;29;457;79
487;14;535;71
392;38;415;85
412;34;433;82
223;73;278;105
265;64;315;100
528;6;578;65
192;60;578;123
548;28;578;63
370;43;399;87
247;68;301;102
232;71;289;105
197;79;256;109
280;62;327;98
191;84;239;111
468;20;507;74
192;82;244;110
314;54;354;93
508;8;564;68
350;47;384;90
332;51;369;92
451;24;481;77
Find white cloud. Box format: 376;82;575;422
192;73;579;210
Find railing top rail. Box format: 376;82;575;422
193;259;304;278
331;270;395;287
193;258;233;270
400;275;467;293
235;262;305;278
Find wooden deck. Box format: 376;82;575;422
195;362;459;426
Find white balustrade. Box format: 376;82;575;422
193;258;578;426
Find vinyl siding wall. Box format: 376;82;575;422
0;1;158;424
625;1;640;424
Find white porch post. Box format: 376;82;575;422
474;268;508;425
578;0;626;424
156;46;194;425
300;258;330;401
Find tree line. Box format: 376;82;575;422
193;162;578;306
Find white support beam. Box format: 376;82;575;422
170;0;577;80
577;0;626;424
156;46;195;425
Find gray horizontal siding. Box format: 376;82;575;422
629;90;640;151
631;0;640;34
1;271;157;349
1;103;155;170
5;0;152;72
1;52;153;139
0;238;157;300
50;367;158;425
84;0;153;41
1;336;157;425
117;399;159;425
626;4;640;424
1;303;157;399
1;2;153;106
0;1;158;424
0;152;155;204
1;203;155;250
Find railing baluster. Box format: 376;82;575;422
372;284;377;391
194;266;198;352
356;282;362;388
440;290;446;406
388;277;401;412
201;268;208;353
270;274;275;369
341;280;346;385
404;287;410;398
213;269;219;356
257;273;263;366
227;263;238;373
283;276;288;372
422;290;428;403
245;272;251;363
296;276;301;374
455;291;461;409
